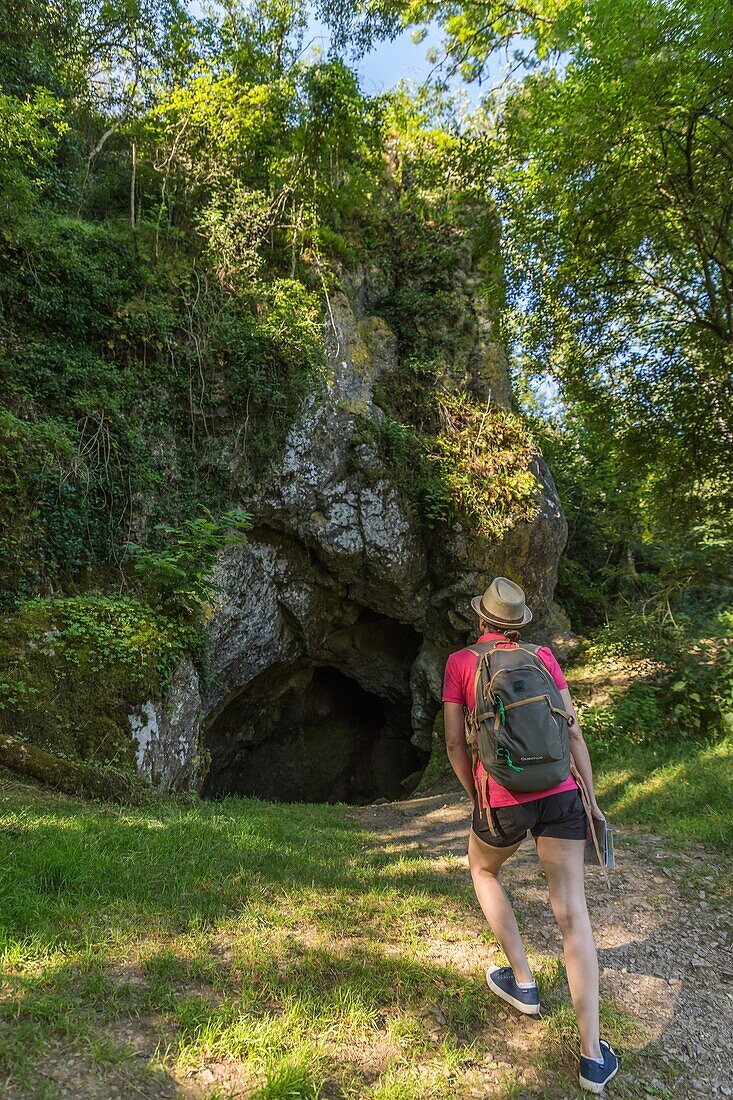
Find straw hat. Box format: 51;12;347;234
470;577;533;628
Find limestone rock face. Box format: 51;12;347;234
128;657;204;792
140;279;567;801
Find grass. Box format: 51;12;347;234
588;736;733;850
0;779;644;1099
562;630;733;853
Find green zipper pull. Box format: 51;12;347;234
497;746;524;772
497;697;506;725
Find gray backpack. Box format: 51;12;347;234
466;640;574;796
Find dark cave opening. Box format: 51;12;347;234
202;651;429;805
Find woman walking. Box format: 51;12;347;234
442;577;618;1094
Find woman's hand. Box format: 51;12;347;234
589;800;605;821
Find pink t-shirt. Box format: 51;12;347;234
442;632;577;808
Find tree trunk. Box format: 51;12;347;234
130;141;137;230
0;733;147;805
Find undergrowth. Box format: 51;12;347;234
565;603;733;849
574;606;733;746
0;211;324;602
0;511;250;770
364;377;540;539
0;594;198;765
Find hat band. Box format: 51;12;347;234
479;599;526;626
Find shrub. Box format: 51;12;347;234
574;606;733;748
0;594;198;765
125;508;252;617
365;380;540;540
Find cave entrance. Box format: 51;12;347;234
202;624;428;805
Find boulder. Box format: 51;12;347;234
133;279;567;801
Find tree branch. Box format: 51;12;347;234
0;734;148;805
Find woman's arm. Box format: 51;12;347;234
443;701;475;801
560;686;604;820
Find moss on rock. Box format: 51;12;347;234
0;594;197;768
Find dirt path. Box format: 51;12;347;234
347;785;733;1099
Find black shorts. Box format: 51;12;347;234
472;788;588;848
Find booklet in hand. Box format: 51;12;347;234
584;816;615;870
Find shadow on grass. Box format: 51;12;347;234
1;931;561;1097
0;796;480;955
0;786;699;1097
591;738;733;851
0;793;503;1095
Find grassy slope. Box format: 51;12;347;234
563;661;733;853
1;778;642;1100
589;737;733;852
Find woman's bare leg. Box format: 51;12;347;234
535;835;601;1060
468;829;533;984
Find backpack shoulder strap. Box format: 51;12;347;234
466;641;501;656
465;643;491;713
466;642;502;686
512;641;550;660
465;643;502;731
503;641;561;687
464;644;500;838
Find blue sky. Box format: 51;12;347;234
303;15;509;107
193;1;500;105
303;18;448;94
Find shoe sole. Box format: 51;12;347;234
578;1063;619;1093
486;970;541;1015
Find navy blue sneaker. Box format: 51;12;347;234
486;965;540;1015
579;1039;619;1093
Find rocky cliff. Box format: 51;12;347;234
129;271;568;803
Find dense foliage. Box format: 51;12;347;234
0;3;513;606
496;0;733;542
2;0;731;769
0;0;531;762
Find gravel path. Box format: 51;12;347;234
348;786;733;1100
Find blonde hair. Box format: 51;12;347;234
478;617;521;643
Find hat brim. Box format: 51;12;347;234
470;595;533;628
